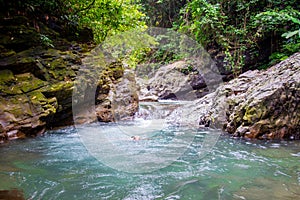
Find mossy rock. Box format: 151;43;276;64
38;49;79;81
0;95;32;119
41;81;74;103
0;49;36;73
0;69;15;83
0;25;40;52
0;45;16;58
107;62;124;80
0;90;57;134
0;70;20;95
28;91;57;117
15;73;47;93
0;47;79;83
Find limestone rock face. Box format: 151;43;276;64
0;48;139;141
197;52;300;139
0;48;79;140
137;61;208;101
72;59;139;124
0;16;138;142
106;69;139;121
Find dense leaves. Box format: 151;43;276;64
68;0;146;43
1;0;145;43
138;0;186;27
178;0;300;72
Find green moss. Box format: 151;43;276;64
0;70;21;95
0;45;16;58
49;58;66;69
0;95;32;117
41;81;74;102
41;49;62;58
243;105;265;123
0;50;16;58
1;50;36;69
0;70;15;83
19;56;36;64
107;62;124;80
28;92;57;115
29;91;49;105
42;56;77;81
15;73;47;93
48;81;73;92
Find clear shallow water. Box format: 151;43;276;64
1;125;300;200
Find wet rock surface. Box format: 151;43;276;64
137;61;209;101
196;52;300;139
72;56;139;125
0;16;138;142
0;49;75;140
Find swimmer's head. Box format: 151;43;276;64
131;136;140;141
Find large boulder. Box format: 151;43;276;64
100;68;139;122
137;61;208;101
72;58;139;124
195;52;300;139
0;46;80;140
0;70;57;140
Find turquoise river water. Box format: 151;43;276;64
0;102;300;199
1;125;300;199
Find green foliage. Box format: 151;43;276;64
253;8;300;67
0;0;69;19
178;0;300;73
67;0;146;43
125;29;197;68
180;65;194;75
1;0;146;44
138;0;186;27
252;8;300;37
3;0;299;72
40;34;54;48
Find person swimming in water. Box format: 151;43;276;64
131;136;141;141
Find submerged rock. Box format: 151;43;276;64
196;52;300;139
0;189;25;200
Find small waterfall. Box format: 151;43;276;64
134;101;186;121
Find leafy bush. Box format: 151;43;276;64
253;8;300;67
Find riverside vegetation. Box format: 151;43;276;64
0;0;299;141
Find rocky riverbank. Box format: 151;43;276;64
137;52;299;140
0;16;138;141
196;52;300;139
